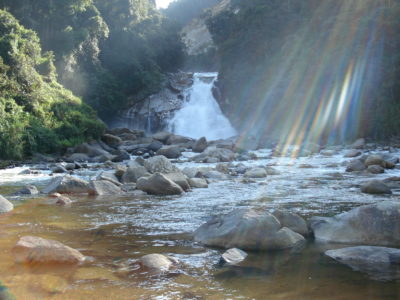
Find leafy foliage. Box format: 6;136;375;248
0;10;104;160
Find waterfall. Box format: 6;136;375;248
168;72;237;140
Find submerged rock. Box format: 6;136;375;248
138;254;178;272
12;236;85;264
42;175;90;194
367;165;385;174
310;201;400;246
14;185;39;196
0;195;13;214
220;248;248;265
361;180;392;194
194;208;305;250
136;173;183;195
325;246;400;281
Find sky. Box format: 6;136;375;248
156;0;174;9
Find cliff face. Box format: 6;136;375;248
207;0;400;142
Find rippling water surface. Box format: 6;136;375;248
0;148;399;299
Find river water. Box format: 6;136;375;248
0;148;399;299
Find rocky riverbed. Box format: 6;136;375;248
0;130;399;299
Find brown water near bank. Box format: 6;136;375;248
0;150;400;299
0;194;399;300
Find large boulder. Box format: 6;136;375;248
193;137;208;153
152;131;172;143
42;176;90;194
361;180;392;194
156;145;182;159
136;173;183;195
166;134;193;145
194;208;305;250
122;163;150;183
101;134;122;148
144;156;176;174
164;172;191;191
12;236;85;264
310;201;400;246
272;210;308;236
191;147;236;163
88;180;123;196
73;143;109;157
325;246;400;281
365;155;385;167
0;195;13;214
97;171;121;186
346;159;366;172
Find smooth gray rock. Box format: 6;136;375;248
65;153;90;162
88;180;122;196
265;167;281;175
42;176;90;194
365;155;385;167
188;178;208;188
344;149;362;158
310;201;400;246
12;236;85;264
152;131;172;143
101;134;122;148
52;164;68;174
244;168;267;178
156;145;182;159
346;159;366;172
167;134;193;145
272;210;308;236
350;138;365;149
367;165;385;174
148;141;164;152
164;172;190;191
144;155;176;174
136;173;183;195
361;180;392;194
194;208;305;250
221;248;248;265
97;171;121;186
203;170;226;180
325;246;400;281
193;137;208;153
0;195;13;213
122;163;150;183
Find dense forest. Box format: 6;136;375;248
207;0;400;143
0;0;185;159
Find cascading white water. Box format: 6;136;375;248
168;72;237;140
